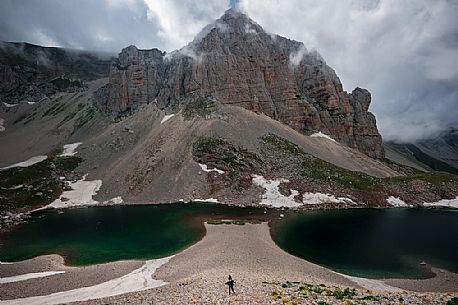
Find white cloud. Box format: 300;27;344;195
239;0;458;142
33;29;61;48
289;44;307;67
143;0;227;51
1;0;457;142
0;0;161;52
104;0;138;10
422;47;458;81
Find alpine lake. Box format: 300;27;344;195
1;203;457;279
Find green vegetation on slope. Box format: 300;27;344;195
193;133;458;206
193;137;263;191
50;77;83;90
168;93;218;119
207;219;262;225
182;94;218;119
261;133;379;190
74;105;99;130
0;155;82;219
261;133;458;205
269;281;439;304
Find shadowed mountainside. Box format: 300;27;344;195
0;41;113;105
385;128;458;175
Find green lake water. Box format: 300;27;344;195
270;208;458;278
1;204;457;279
0;203;269;265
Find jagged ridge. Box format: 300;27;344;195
95;9;384;158
0;41;113;105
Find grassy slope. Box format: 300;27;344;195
192;133;458;207
0;155;81;217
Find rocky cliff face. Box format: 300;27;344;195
416;127;458;170
385;126;458;173
96;9;384;158
0;41;112;105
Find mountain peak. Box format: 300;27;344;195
99;8;385;159
220;7;248;20
222;7;240;15
219;8;262;31
186;8;263;48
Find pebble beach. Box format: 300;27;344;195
1;223;457;305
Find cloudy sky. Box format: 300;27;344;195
1;0;457;142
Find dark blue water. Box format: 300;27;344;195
271;208;458;278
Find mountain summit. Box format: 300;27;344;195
2;9;458;220
97;9;383;158
95;10;384;158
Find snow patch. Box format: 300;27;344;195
388;196;458;208
47;175;102;209
59;142;82;157
252;175;354;207
338;273;403;292
0;118;5;132
0;155;48;171
103;196;124;205
252;175;302;208
160;114;175;124
47;169;123;209
198;163;225;174
0;261;13;265
3;102;18;108
193;198;219;203
387;196;409;207
27;101;36;105
0;256;173;305
310;131;337;142
302;193;355;205
423;196;458;209
0;271;65;284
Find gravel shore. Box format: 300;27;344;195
0;255;143;300
1;223;457;304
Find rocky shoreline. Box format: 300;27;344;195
1;223;457;305
1;197;456;235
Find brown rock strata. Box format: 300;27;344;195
96;9;384;158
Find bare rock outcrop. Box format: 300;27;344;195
96;9;384;158
0;41;112;105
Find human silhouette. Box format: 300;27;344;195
225;274;236;295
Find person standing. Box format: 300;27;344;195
225;275;236;295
